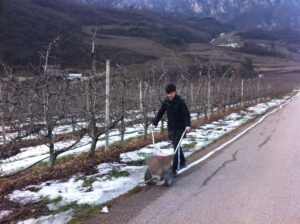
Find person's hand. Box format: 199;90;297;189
150;124;155;130
185;126;191;133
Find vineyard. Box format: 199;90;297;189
0;60;297;175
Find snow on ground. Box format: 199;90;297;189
120;141;173;163
17;210;73;224
0;210;12;220
9;164;145;206
215;43;242;48
8;164;146;223
209;32;243;48
1;96;293;223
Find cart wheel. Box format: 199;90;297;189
164;170;174;187
144;168;153;185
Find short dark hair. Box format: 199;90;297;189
166;83;176;94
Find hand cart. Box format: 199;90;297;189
144;129;186;187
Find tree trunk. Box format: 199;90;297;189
191;83;194;111
0;116;6;146
256;78;260;103
92;27;97;75
207;75;211;120
89;136;98;158
0;84;6;146
241;79;244;108
143;123;148;141
47;128;56;170
105;60;110;151
120;117;125;148
48;150;57;171
119;75;126;148
140;80;148;140
227;76;233;109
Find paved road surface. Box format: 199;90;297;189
87;95;300;224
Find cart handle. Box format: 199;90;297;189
174;130;187;155
151;128;155;146
151;127;186;153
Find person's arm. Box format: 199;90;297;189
181;99;191;130
152;100;166;126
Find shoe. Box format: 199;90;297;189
180;164;186;169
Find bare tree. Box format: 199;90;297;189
43;34;60;73
0;80;6;146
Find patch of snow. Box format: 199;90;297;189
9;165;146;206
101;206;109;213
46;200;69;211
17;210;73;224
0;210;12;220
191;1;202;13
96;163;121;175
216;43;241;48
120;141;173;163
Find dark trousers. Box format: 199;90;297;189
169;129;186;172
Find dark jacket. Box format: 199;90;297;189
152;95;191;130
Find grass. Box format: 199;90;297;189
56;154;78;164
68;204;103;224
56;203;76;213
39;197;63;207
74;168;130;189
32;153;87;171
107;169;130;180
159;144;172;149
125;159;147;166
216;122;228;126
81;177;98;189
235;116;245;121
288;90;299;97
36;201;103;223
183;142;197;151
32;161;48;170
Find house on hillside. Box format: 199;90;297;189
65;70;89;80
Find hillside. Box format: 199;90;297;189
1;0;300;76
74;0;300;30
0;0;233;71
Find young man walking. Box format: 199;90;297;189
151;83;191;175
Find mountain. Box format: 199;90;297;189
0;0;233;70
73;0;300;29
1;0;299;74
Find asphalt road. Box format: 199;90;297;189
87;94;300;224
